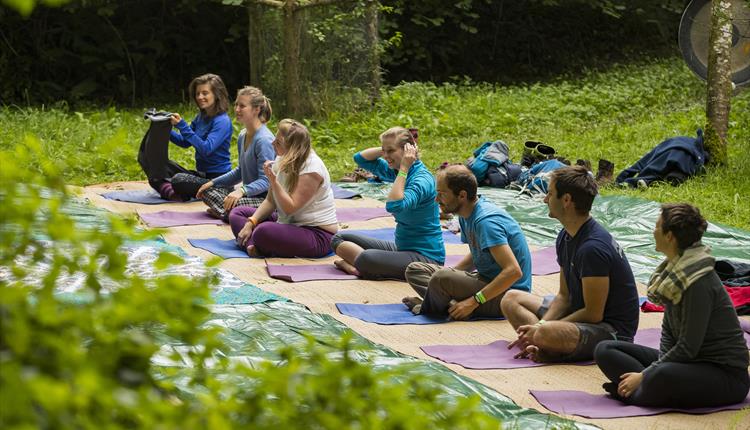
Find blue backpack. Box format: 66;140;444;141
465;140;521;187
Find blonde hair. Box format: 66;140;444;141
236;86;272;123
275;118;311;193
379;126;417;149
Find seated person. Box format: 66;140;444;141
140;73;233;201
196;86;275;220
228;119;337;258
403;165;532;319
594;203;749;408
331;127;444;280
500;165;639;362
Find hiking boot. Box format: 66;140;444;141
576;159;592;171
595;159;615;186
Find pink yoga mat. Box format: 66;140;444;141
335;207;391;223
138;210;224;227
531;246;559;275
267;263;357;282
441;247;558;276
530;389;750;418
420;340;593;369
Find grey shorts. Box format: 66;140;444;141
535;295;618;362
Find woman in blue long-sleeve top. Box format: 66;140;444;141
195;86;276;220
146;73;233;201
332;127;445;280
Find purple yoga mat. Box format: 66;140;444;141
531;246;559;275
335;207;391;223
267;263;357;282
635;327;750;350
138;210;225;227
530;390;750;419
420;340;593;369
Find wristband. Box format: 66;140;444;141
397;170;408;179
473;291;486;305
536;319;546;326
247;217;258;227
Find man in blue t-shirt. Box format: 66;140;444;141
403;165;532;319
501;165;639;362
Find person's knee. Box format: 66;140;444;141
428;268;455;290
593;340;618;362
330;233;345;252
404;262;422;283
500;289;524;313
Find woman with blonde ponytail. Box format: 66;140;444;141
196;86;275;219
331;126;445;280
228;119;338;258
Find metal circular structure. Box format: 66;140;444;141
678;0;750;87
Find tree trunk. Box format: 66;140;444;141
247;2;264;87
283;0;303;117
364;0;381;104
704;0;733;166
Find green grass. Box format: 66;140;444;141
1;57;748;229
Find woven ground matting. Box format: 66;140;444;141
77;181;750;430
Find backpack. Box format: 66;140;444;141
465;140;521;187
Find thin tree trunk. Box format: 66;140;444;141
704;0;733;166
283;0;303;117
247;2;264;87
364;0;381;104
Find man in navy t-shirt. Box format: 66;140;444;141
403;165;532;319
501;165;639;362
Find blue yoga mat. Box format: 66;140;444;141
335;303;505;325
101;189;198;204
331;184;361;199
344;228;462;244
188;238;251;259
101;189;174;204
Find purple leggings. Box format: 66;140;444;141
228;206;334;258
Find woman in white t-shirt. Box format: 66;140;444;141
228;119;338;258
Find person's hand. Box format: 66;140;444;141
448;297;479;321
617;372;643;398
508;324;538;359
196;181;213;199
263;160;276;183
170;113;182;126
223;189;244;212
237;219;255;247
400;143;418;171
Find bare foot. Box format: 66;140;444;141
334;259;360;276
246;245;262;258
401;296;423;310
402;296;423;315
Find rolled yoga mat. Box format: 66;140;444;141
529;390;750;419
335;303;504;325
138;210;224;227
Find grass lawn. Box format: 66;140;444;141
2;57;748;229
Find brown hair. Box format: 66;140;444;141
551;165;598;215
660;203;708;250
379;126;417;149
188;73;230;118
438;165;478;201
236;86;272;123
275;118;311;193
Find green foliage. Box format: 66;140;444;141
0;124;503;428
6;58;746;229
